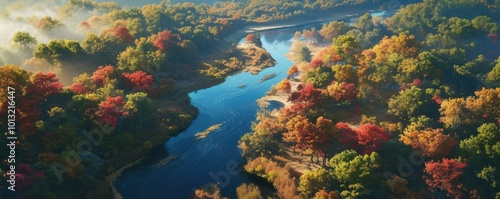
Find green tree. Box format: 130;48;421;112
299;168;332;198
388;86;426;119
329;150;381;198
12;31;37;48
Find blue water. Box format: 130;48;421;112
115;29;296;199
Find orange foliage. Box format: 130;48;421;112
276;79;291;93
400;128;457;158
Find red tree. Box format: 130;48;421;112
92;65;116;87
154;30;178;51
25;72;63;102
335;122;391;154
97;96;124;127
424;158;467;199
413;78;423;87
69;83;87;94
289;83;323;108
114;26;134;43
356;124;391;154
122;71;155;94
308;58;323;69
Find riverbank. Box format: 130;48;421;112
225;7;382;43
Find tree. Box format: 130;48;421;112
36;16;63;31
314;189;340;199
460;123;500;160
284;115;314;153
400;128;457;158
315;116;335;164
154;30;179;51
124;92;156;129
299;168;332;198
25;72;64;103
466;87;500;123
335;122;390;154
439;98;470;130
326;81;357;103
275;79;291;93
291;41;311;63
12;31;37;48
331;35;360;65
122;71;155;94
329;150;381;198
289;83;323;109
388;86;425;119
92;65;116;87
113;26;134;43
236;183;263;199
487;57;500;82
319;21;349;42
424;158;467;198
97;96;124;127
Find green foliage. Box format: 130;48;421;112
12;31;37;48
388;87;425;119
305;66;334;88
299;168;332;198
460;123;500;160
329;150;381;198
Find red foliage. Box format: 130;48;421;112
25;72;63;102
122;71;155;94
424;158;467;199
114;26;134;43
289;83;323;108
335;122;391;154
18;99;42;137
92;65;116;87
413;78;423;87
308;58;323;69
97;96;124;127
154;30;178;51
432;95;443;104
245;34;257;44
356;124;391;154
287;65;299;76
69;83;87;94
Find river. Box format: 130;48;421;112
115;10;388;199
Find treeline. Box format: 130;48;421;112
238;0;500;198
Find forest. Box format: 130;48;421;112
0;0;387;198
233;0;500;198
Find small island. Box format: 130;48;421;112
194;123;223;139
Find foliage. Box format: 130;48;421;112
329;150;381;198
400;128;458;158
424;158;467;199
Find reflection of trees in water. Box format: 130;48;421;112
261;23;324;44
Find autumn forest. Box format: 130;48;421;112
1;0;500;198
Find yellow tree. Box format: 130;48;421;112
400;128;457;158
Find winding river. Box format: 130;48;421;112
115;10;389;199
